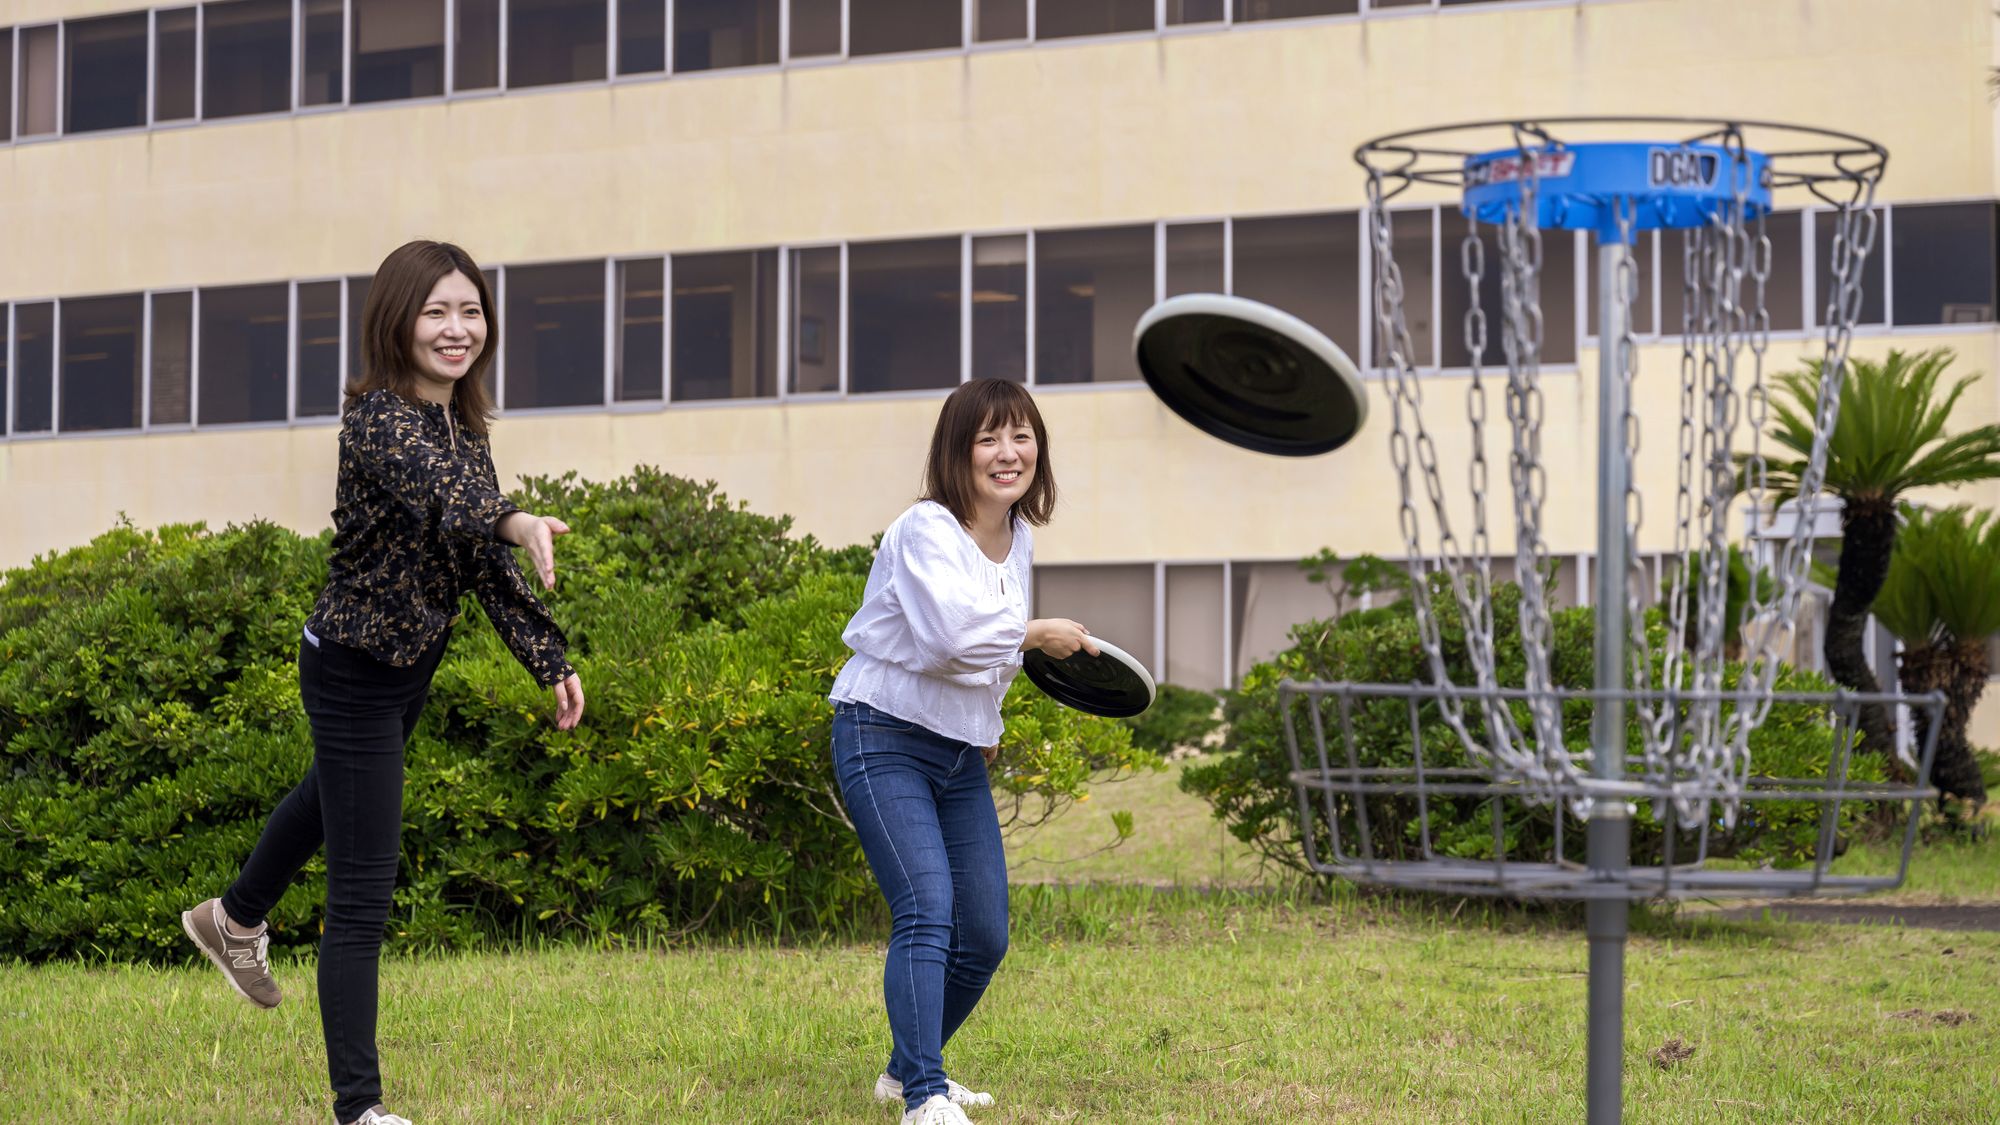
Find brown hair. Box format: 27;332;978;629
921;379;1057;527
344;240;499;436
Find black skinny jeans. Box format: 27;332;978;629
221;628;448;1123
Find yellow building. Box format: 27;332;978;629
3;0;1997;717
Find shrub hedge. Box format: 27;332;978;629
1182;579;1883;877
0;471;1155;961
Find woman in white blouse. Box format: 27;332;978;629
830;378;1093;1125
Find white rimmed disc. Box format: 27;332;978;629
1022;636;1157;719
1133;293;1369;457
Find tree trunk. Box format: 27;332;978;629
1934;639;1992;807
1895;639;1990;809
1826;497;1898;757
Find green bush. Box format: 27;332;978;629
1122;684;1222;757
1181;578;1882;876
0;470;1156;962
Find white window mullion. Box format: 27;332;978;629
292;0;304;110
50;301;63;433
837;241;849;394
1153;221;1166;304
1222;217;1234;295
141;294;155;430
664;0;675;75
1880;204;1895;328
1153;561;1167;688
1024;231;1037;384
55;22;67;135
776;248;792;399
1220;559;1234;687
661;254;674;401
497;0;509;89
779;0;790;61
603;258;617;405
445;0;458;91
286;281;300;421
190;289;202;427
607;0;619;77
492;267;506;408
1430;205;1442;369
194;4;206;121
959;233;972;383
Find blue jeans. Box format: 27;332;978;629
832;701;1010;1112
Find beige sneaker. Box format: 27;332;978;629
875;1073;993;1109
180;898;281;1009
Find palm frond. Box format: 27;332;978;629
1875;506;2000;645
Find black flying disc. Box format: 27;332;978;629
1134;293;1369;457
1022;637;1157;719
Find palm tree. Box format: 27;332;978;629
1750;349;2000;757
1871;506;2000;808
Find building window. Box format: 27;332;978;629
1165;222;1224;298
198;283;289;426
455;0;501;91
0;29;12;143
671;249;777;401
204;0;293;120
150;292;194;427
1166;0;1227;25
1035;0;1154;39
1814;208;1886;327
19;25;60;137
301;0;345;106
852;0;962;56
65;13;149;134
504;260;606;410
1235;0;1358;21
971;235;1026;383
345;276;372;387
1370;209;1434;367
296;281;342;418
1034;225;1152;384
59;295;144;433
509;0;608;89
1891;202;1997;327
790;0;841;58
12;303;56;434
352;0;444;104
154;9;199;121
1660;210;1803;333
1034;564;1158;678
1234;212;1364;361
615;258;665;402
673;0;779;72
975;0;1028;41
1165;563;1226;691
789;247;841;394
1231;559;1326;679
618;0;668;75
849;238;961;394
1440;209;1575;367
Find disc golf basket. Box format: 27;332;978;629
1133;117;1944;1123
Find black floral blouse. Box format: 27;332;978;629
305;389;575;687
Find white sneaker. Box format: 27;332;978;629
901;1095;973;1125
875;1072;994;1109
342;1108;413;1125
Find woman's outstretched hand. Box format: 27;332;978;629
501;513;570;589
553;673;585;731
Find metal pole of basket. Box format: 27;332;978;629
1587;237;1633;1125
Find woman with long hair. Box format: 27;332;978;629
830;378;1095;1125
180;240;584;1125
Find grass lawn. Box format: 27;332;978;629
5;759;1994;1123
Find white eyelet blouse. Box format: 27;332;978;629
829;500;1033;747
